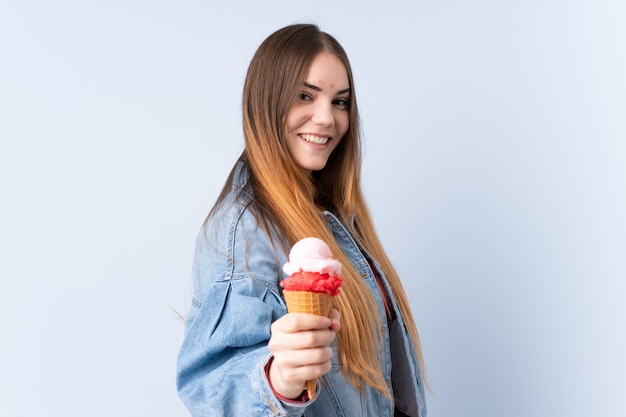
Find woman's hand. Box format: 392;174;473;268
268;308;341;399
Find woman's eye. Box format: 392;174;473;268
334;98;349;108
299;93;312;101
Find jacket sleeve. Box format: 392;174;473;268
176;206;310;417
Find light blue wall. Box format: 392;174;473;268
1;1;624;416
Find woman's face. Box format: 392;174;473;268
284;52;350;174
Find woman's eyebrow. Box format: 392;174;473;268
304;82;351;95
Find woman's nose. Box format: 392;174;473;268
311;102;335;127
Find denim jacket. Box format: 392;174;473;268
177;165;427;417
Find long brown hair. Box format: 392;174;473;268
211;24;426;396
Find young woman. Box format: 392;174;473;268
177;24;428;417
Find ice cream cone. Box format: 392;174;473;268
281;238;344;401
283;290;332;400
283;290;332;316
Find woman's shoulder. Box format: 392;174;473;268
203;177;257;245
195;180;288;286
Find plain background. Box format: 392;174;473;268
1;1;624;416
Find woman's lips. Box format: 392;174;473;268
299;133;331;145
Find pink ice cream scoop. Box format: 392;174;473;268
281;237;343;296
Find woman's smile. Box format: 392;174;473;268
299;133;331;145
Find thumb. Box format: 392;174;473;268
328;308;341;331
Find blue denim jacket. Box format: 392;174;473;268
177;166;427;417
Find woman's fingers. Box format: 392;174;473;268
328;308;341;331
269;328;336;350
267;311;340;398
270;313;336;349
268;344;333;398
272;312;331;332
271;345;333;369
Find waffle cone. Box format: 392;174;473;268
283;290;332;316
282;290;333;401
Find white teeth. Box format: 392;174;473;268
300;134;329;145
